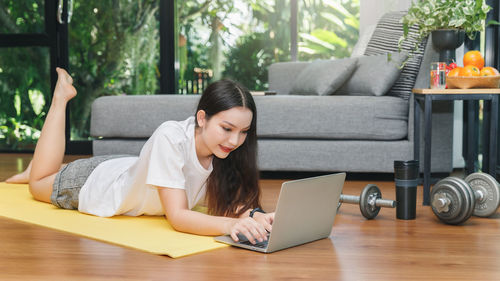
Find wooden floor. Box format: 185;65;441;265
1;154;500;280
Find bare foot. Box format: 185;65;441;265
5;161;67;184
54;67;77;103
5;161;32;184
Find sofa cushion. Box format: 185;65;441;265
268;62;311;95
91;95;408;142
364;11;427;100
336;51;408;96
254;95;408;140
289;58;358;96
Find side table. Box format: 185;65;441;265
412;88;499;206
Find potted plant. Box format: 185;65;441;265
398;0;497;64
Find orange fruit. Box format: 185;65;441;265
463;50;485;69
447;67;462;77
479;66;499;76
459;65;480;76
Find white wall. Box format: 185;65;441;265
359;0;412;37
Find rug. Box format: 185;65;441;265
0;182;227;258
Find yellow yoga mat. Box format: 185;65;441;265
0;182;227;258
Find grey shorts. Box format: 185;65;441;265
50;155;131;210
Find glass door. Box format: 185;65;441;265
67;1;161;149
0;0;62;152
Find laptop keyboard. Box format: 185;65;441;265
237;233;270;248
239;239;269;248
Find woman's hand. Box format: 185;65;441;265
226;217;268;245
252;212;275;233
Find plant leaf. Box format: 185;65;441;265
320;12;344;29
28;89;46;116
487;19;500;26
14;91;21;117
311;29;348;47
323;0;353;18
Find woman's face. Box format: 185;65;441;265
197;106;253;159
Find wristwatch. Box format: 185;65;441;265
249;207;266;218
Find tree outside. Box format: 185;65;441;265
0;1;48;150
68;0;160;139
181;0;359;91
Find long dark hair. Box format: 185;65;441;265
196;79;261;217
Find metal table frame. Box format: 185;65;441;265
413;88;499;206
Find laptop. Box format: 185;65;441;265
214;172;345;253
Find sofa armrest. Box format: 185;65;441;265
408;37;439;142
413;37;438;91
268;61;310;95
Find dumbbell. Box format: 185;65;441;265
338;184;397;219
431;172;500;225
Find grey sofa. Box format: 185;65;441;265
90;11;454;174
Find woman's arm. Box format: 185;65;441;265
157;187;268;244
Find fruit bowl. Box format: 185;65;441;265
446;75;500;89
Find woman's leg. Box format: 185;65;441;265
28;67;77;203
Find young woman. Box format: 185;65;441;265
7;68;273;244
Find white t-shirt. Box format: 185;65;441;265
78;117;213;217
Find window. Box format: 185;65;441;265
0;0;50;151
178;0;359;93
178;1;291;92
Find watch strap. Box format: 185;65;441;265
249;207;265;218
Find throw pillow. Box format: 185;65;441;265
336;51;408;96
289;57;358;96
364;11;427;100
